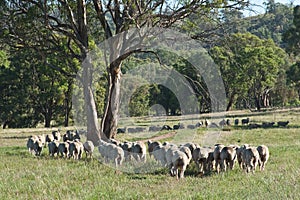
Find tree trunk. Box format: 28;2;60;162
83;55;101;144
226;93;236;111
102;61;122;139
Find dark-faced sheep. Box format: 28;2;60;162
192;147;212;174
242;118;250;125
277;121;289;127
257;145;269;171
147;140;162;158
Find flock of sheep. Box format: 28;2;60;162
147;141;269;179
26;129;269;180
26;130;95;160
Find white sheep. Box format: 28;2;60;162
83;140;95;159
243;147;260;173
257;145;269;171
192;147;214;174
170;150;190;179
69;140;84;160
213;144;225;173
98;139;124;167
151;144;168;166
236;144;250;169
220;145;238;172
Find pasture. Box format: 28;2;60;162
0;109;300;199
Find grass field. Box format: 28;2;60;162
0;109;300;199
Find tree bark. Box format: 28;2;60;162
226;93;236;111
102;61;122;139
83;55;102;144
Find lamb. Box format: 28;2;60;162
98;139;124;167
213;144;225;173
69;140;84;160
170;150;190;179
147;140;162;158
131;141;147;162
242;147;260;173
48;140;60;157
220;145;238;172
183;142;198;155
257;145;269;171
58;142;70;158
192;147;214;174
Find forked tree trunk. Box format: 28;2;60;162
101;61;122;139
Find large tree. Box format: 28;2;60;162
1;0;248;143
210;32;287;110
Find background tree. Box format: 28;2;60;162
210;32;287;110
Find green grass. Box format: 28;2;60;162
1;110;300;199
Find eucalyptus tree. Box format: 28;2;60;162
210;33;287;110
1;0;249;143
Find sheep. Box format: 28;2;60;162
63;130;80;142
161;125;172;131
131;141;147;162
219;119;226;127
45;133;55;144
69;140;84;160
98;139;124;167
119;141;134;161
33;139;44;156
83;141;95;159
242;147;260;173
27;135;38;155
183;142;198;155
192;147;214;175
170;150;190;179
58;142;70;158
173;123;185;130
179;146;192;163
187;124;196;129
151;144;168;166
117;127;126;134
277;121;289;127
37;134;46;147
48;140;60;157
52;130;61;141
147;140;162;158
236;144;250;169
257;145;269;171
213;144;225;173
234;119;239;125
220;146;238;172
242;118;250;125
